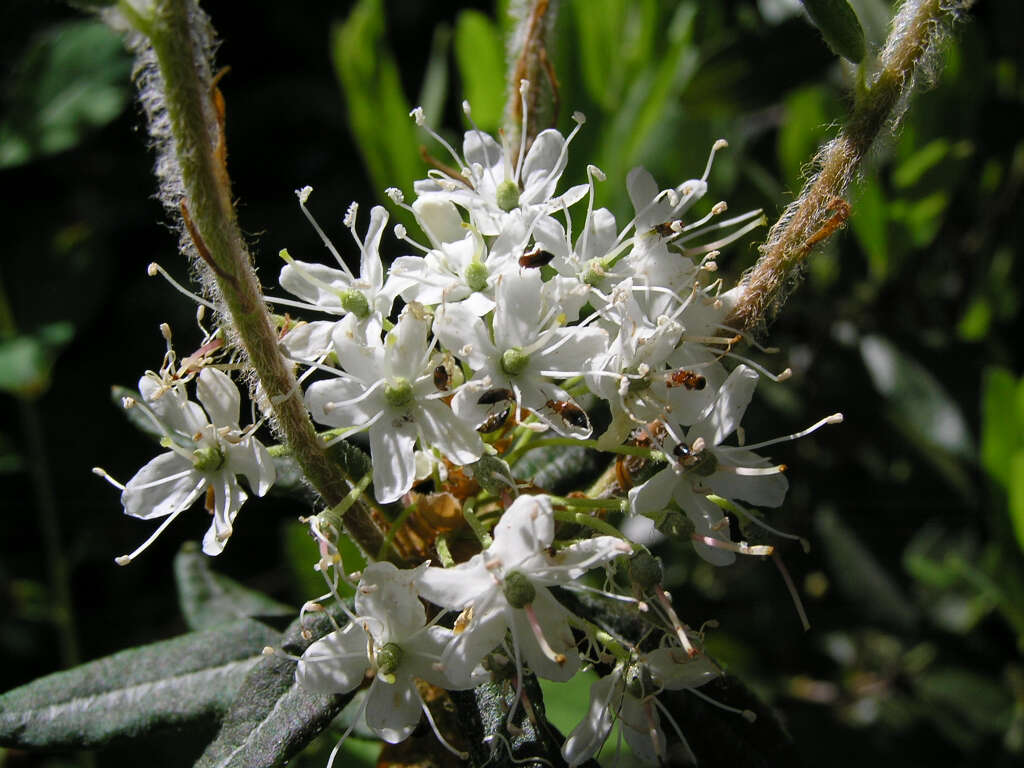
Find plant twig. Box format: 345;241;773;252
727;0;974;335
112;0;385;556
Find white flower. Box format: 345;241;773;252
297;562;480;744
563;649;718;767
116;368;274;561
305;308;484;503
435;270;607;437
278;197;399;352
413;109;587;238
628;365;788;565
417;495;631;683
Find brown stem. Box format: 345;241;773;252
727;0;974;335
134;0;385;555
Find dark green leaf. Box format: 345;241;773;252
816;506;919;631
980;367;1020;490
331;0;421;210
1009;450;1024;553
860;335;973;461
450;671;585;768
800;0;867;63
454;11;504;132
512;443;603;495
174;543;294;631
195;612;350;768
0;322;74;398
0;619;280;749
0;21;131;168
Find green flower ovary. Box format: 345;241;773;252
340;289;370;318
384;377;414;408
500;348;530;376
464;261;489;293
495;180;520;212
376;641;403;676
192;444;225;472
502;570;536;608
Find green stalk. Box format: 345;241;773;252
728;0;974;334
122;0;384;556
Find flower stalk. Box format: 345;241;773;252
727;0;974;334
122;0;384;556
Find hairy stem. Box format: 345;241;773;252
503;0;560;151
727;0;973;334
121;0;384;555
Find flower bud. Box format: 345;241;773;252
628;551;663;591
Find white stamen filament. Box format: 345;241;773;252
296;190;354;278
694;535;774;556
147;263;218;311
114;479;205;565
92;466;125;490
683;215;767;256
523;603;567;666
739;413;844;452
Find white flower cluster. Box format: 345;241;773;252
99;88;841;765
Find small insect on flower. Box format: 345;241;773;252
476;407;511;433
518;247;556;269
477;387;516;406
545;399;591;432
672;440;717;476
666;368;707;391
434;363;451;391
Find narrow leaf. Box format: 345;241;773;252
174;543;294;631
194;612;350;768
0;619;280;749
454;11;504;132
331;0;421;210
1009;450;1024;553
980;366;1019;489
800;0;867;63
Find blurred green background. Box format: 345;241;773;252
0;0;1022;765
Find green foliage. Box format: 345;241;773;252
800;0;867;63
331;0;422;211
174;543;294;631
195;613;350;768
0;322;73;399
0;20;131;168
0;619;279;749
454;11;505;132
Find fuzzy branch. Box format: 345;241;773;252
111;0;385;556
727;0;974;334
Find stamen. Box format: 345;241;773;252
147;262;218;311
416;686;469;759
677;208;765;243
722;464;787;476
92;466;125;490
411;107;468;183
740;413;843;451
701;138;729;183
694;535;774;556
723;351;792;382
514;80;530;184
773;552;811;631
114;481;204;565
653;585;697;657
684;686;757;723
683;214;767;256
296;187;354;278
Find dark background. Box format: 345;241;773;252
1;0;1021;766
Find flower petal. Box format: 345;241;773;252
694;364;758;446
488;494;554;567
196;368;240;427
202;474;247;556
514;588;580;682
121;452;203;520
354;562;427;641
415;399;484;466
416;555;493;610
296;623;370;695
365;677;421;744
369;418;417;503
645;647;719;690
706;446;788;507
562;672;621;768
